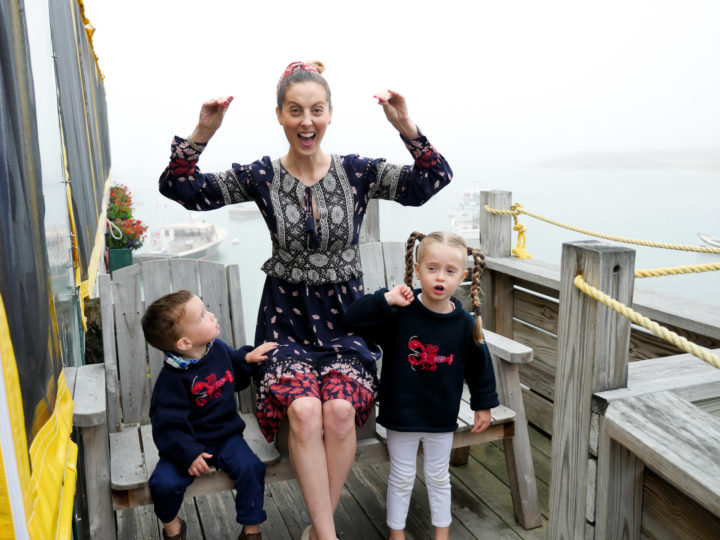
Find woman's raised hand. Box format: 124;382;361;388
190;96;234;143
373;90;419;140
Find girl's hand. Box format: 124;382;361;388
373;90;419;139
189;96;234;143
471;409;491;433
385;284;414;307
188;452;212;477
245;341;278;363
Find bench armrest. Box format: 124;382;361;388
485;330;533;364
72;363;107;428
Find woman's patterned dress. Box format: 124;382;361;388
159;132;452;440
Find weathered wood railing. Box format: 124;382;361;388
472;190;720;538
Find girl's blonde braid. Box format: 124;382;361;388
468;247;487;342
404;231;425;287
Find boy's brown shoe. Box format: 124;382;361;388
238;530;261;540
162;518;186;540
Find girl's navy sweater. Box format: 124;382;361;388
344;289;499;432
149;339;254;470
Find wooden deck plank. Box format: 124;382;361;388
417;457;524;539
112;444;549;539
346;464;431;540
334;484;384;539
471;440;551;519
266;481;310;539
116;505;160;540
180;498;204;540
195;490;243;540
450;450;548;539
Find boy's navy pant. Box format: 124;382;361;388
149;433;266;524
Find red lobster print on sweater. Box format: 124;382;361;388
344;288;498;433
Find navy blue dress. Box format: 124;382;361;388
159;133;453;440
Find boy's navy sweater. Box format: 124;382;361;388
343;288;499;432
150;338;254;470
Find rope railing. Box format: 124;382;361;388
574;275;720;369
485;203;720;255
482;200;719;368
635;262;720;278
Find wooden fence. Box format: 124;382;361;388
470;190;720;539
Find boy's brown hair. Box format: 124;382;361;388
141;289;195;352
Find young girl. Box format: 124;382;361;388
343;231;498;540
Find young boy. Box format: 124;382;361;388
141;289;277;540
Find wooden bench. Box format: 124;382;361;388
71;246;540;539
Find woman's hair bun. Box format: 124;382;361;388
310;60;325;74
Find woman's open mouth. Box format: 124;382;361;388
298;132;316;147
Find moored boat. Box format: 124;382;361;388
228;205;260;219
698;233;720;248
135;222;227;261
449;184;481;242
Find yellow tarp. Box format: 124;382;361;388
0;293;77;540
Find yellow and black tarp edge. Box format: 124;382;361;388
26;367;76;540
78;172;112;327
0;293;32;539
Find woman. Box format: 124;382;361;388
159;61;452;540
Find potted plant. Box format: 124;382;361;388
105;184;148;273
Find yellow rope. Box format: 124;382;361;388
574;275;720;369
635;262;720;278
485;203;720;255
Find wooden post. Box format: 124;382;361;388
479;190;512;258
548;241;635;539
479;191;513;336
72;364;116;540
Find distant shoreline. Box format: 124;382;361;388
534;149;720;171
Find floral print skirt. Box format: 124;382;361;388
255;359;378;442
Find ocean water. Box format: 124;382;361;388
133;166;720;339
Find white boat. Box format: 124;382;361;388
228;205;260;219
449;185;481;242
135;222;227;261
698;233;720;248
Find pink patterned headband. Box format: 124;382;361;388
277;61;320;90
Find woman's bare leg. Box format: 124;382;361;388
322;399;357;511
287;397;337;540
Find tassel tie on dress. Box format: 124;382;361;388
303;189;321;249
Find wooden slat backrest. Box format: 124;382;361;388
99;273;122;432
358;242;385;293
381;242;408;289
198;260;233;346
111;264;150;425
141;260;175;387
359;241;407;294
103;258;246;427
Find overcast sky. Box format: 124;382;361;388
83;0;720;191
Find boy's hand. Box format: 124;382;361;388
246;341;278;363
188;452;212;477
384;285;414;307
471;409;491;433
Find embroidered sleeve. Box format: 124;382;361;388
159;136;253;211
367;129;453;206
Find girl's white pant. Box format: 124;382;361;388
385;429;454;529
